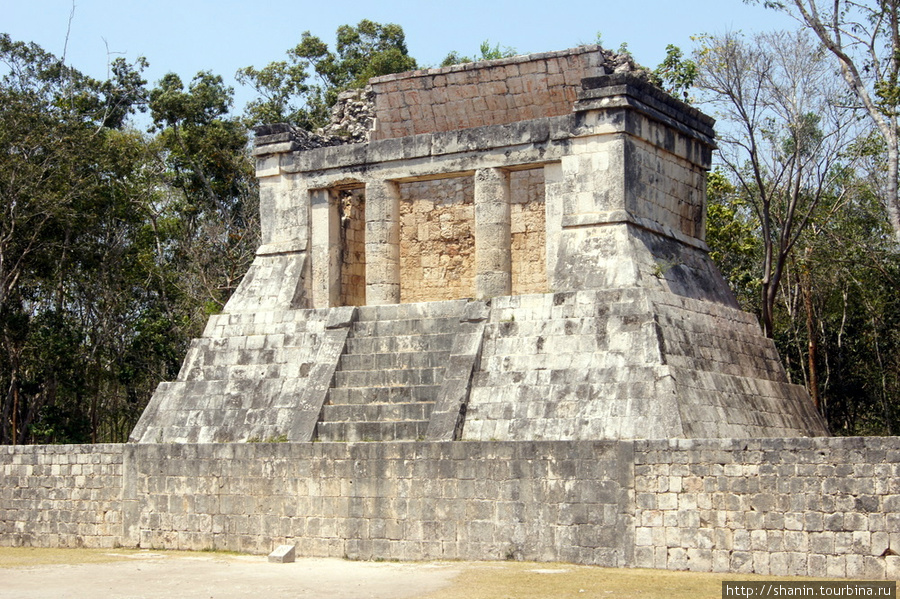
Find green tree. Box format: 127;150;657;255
0;35;198;443
696;30;860;337
149;71;260;319
705;169;761;309
652;44;698;101
238;20;417;129
772;171;900;433
0;35;258;444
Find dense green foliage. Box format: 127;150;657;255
0;34;257;444
1;15;899;442
237;20;417;129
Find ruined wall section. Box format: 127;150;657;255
368;46;646;141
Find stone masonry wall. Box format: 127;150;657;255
368;47;611;141
3;438;898;579
510;168;548;295
399;178;476;303
130;441;632;564
0;444;125;548
633;437;900;579
396;173;548;303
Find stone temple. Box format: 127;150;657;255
130;45;827;445
12;47;900;580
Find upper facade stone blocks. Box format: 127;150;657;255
249;47;722;307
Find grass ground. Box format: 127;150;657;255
417;560;822;599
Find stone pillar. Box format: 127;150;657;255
543;162;565;292
310;189;341;309
475;168;512;299
365;180;401;305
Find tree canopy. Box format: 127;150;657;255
746;0;900;242
237;20;417;129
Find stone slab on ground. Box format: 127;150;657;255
268;544;295;563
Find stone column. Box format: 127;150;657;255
365;180;401;305
310;189;341;309
475;168;512;299
543;162;565;292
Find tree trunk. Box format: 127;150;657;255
800;255;820;411
886;144;900;243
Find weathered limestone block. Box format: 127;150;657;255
268;544;296;563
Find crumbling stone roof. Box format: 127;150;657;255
254;45;652;152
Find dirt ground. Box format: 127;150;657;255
0;548;833;599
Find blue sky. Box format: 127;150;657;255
4;0;796;115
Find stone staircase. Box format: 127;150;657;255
314;301;467;441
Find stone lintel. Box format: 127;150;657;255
274;112;710;190
252;139;300;157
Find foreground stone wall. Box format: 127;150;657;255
2;438;899;579
129;441;632;564
0;444;125;548
633;437;900;579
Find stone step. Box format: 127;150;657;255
314;420;429;442
344;333;455;355
321;401;434;423
355;299;468;323
332;368;442;389
351;316;462;337
336;350;449;372
325;385;441;405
